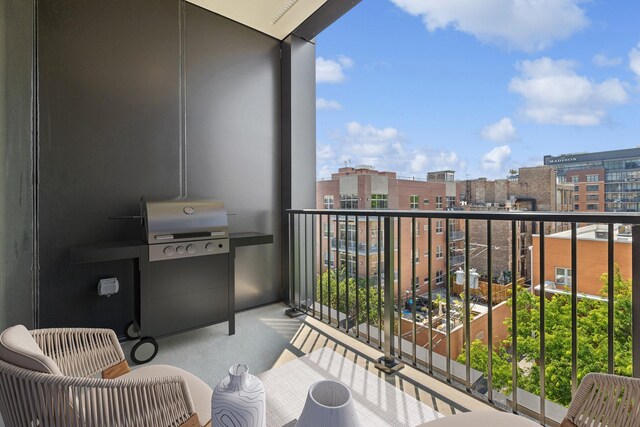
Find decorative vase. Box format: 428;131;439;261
212;364;266;427
296;380;359;427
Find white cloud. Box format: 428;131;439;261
316;98;342;110
593;53;622;67
316;56;354;83
482;145;512;172
317;145;335;161
316;121;465;178
630;43;640;79
410;150;466;174
509;57;629;126
337;55;355;68
481;117;517;142
390;0;588;52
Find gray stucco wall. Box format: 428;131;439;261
0;0;35;331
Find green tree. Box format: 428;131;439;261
462;266;632;406
316;269;383;326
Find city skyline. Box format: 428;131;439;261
315;1;640;180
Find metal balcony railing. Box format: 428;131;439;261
286;208;640;426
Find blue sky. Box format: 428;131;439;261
315;0;640;180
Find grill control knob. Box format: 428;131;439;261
163;246;175;257
176;246;185;255
205;242;215;252
187;244;196;254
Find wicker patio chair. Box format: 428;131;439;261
561;372;640;427
0;325;212;427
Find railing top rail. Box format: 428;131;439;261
287;208;640;224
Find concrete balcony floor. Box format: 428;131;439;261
120;302;498;422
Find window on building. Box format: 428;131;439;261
339;253;356;276
324;195;334;209
414;247;420;264
555;267;572;286
410;195;419;209
571;176;579;183
557;175;566;183
574;185;579;192
587;174;599;182
574;204;580;210
414;277;420;290
424;250;429;258
446;196;456;208
323;223;335;237
574;194;579;201
423;198;430;205
436;220;443;234
435;270;444;285
436;196;443;209
436;245;443;259
323;252;334;267
587;203;599;210
339;222;356;242
423;223;429;232
340;194;358;209
587;194;599;201
586;184;599;192
371;194;388;209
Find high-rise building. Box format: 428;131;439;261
316;166;463;298
544;147;640;212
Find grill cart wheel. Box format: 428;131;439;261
124;321;140;340
131;337;158;365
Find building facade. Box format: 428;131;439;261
544;147;640;212
531;225;632;296
456;165;574;283
316;166;463;299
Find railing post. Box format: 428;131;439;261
375;216;404;374
633;225;640;377
285;212;304;318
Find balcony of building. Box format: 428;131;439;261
287;208;640;427
2;2;640;427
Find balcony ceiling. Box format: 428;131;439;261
186;0;328;40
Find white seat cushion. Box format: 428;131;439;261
122;364;212;425
416;411;539;427
0;325;62;375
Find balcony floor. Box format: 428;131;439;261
122;302;496;420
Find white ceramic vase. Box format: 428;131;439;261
296;380;359;427
212;364;266;427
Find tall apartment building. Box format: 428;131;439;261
544;147;640;212
456;165;574;282
316;166;463;298
562;168;606;212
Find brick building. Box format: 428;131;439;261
544;147;640;212
532;224;632;296
561;168;606;212
457;165;574;282
316;166;463;298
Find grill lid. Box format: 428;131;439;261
142;198;228;244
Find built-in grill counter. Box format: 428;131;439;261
70;198;273;364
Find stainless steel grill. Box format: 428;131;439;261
141;198;230;262
127;198;232;364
